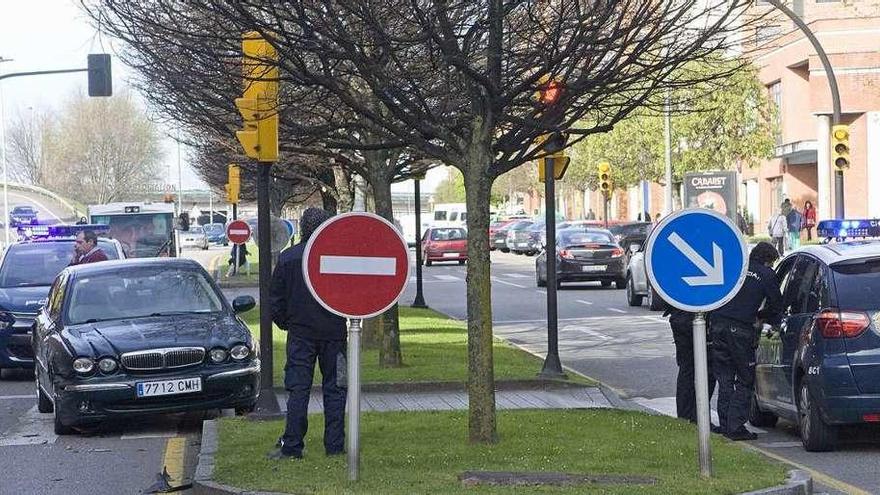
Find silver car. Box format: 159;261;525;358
179;225;209;251
624;243;663;310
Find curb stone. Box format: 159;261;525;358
739;469;812;495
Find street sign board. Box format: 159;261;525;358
303;212;410;319
226;220;251;245
645;208;748;313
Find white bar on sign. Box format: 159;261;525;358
320;255;397;276
228;229;249;234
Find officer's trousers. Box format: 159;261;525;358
281;335;347;456
671;318;716;423
711;318;757;434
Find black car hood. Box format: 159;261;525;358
0;286;50;315
62;314;251;357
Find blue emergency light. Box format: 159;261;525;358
817;219;880;240
17;224;110;241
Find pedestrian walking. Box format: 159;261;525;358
664;304;717;428
268;207;347;460
586;209;596;220
710;242;783;440
786;206;803;251
803;200;816;241
767;207;788;255
736;209;748;234
226;243;249;277
69;230;109;266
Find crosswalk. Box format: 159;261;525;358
410;272;533;283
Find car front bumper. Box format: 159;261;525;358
0;317;36;368
54;360;261;425
425;251;467;262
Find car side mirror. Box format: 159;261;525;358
232;295;256;314
629;244;641;254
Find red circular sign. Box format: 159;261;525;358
226;220;252;245
303;212;410;319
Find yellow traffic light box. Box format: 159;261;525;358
226;164;241;204
831;124;850;170
598;162;612;197
235;32;279;163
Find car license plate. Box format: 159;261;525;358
518;243;529;247
582;265;606;272
136;378;202;398
442;252;459;258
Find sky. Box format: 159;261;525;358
0;0;207;190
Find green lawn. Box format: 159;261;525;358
243;306;591;386
214;409;786;494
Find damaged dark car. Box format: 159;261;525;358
32;258;260;434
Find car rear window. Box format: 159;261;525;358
831;257;880;311
430;228;466;241
559;231;613;246
0;241;120;287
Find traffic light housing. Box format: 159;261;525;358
226;164;241;204
598;162;612;197
235;32;279;162
538;155;571;182
87;54;112;97
831;124;850;170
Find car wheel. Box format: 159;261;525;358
235;404;256;416
37;377;53;414
647;286;664;311
601;280;612;288
798;379;836;451
458;260;465;265
748;393;777;428
425;259;432;267
500;248;509;253
536;270;546;288
626;275;644;306
615;278;626;290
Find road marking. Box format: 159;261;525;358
8;191;63;223
742;443;873;495
536;290;546;295
435;274;462;282
608;308;627;314
641;316;668;324
0;406;58;446
319;255;396;276
757;441;803;448
0;394;36;400
492;278;526;288
576;300;593;306
504;273;530;279
162;436;187;485
578;329;612;341
120;431;178;441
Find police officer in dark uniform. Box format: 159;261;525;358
664;304;717;427
710;241;783;440
268;208;347;459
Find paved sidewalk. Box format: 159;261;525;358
274;386;614;414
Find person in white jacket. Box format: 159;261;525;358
767;207;788;255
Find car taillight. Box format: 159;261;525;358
863;413;880;423
611;248;623;257
816;309;871;338
559;249;574;259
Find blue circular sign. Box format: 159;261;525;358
645;208;748;312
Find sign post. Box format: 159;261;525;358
302;212;410;481
645;208;748;478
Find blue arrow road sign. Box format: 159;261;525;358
645;208;748;312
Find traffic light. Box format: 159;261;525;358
235;32;279;162
598;162;612;197
538;155;571;182
87;54;112;97
226;163;241;204
831;124;850;170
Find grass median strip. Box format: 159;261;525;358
214;409;786;494
244;306;592;386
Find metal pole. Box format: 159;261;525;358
347;318;362;481
256;163;276;409
603;195;609;229
412;178;428;308
231;203;238;276
540;157;564;377
664;92;673;215
209;191;214;225
0;82;9;248
177;132;184;221
693;312;712;478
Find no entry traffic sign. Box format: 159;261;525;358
226;220;252;245
303;212;410;319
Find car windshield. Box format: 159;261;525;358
831;257;880;311
204;224;224;233
510;221;532;230
608;223;650;236
189;226;204;234
66;266;224;324
430;228;466;241
558;231;613;247
0;241;120;287
13;207;35;214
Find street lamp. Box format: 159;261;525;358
0;56;14;248
411;173;428;309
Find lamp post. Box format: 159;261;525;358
411;174;428;308
0;56;13;248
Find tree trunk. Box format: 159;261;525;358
361;314;383;350
333;165;354;213
370;175;403;368
321;189;338;215
462;155;497;444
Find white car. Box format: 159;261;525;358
179;225;209;251
624;243;664;311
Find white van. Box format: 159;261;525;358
431;203;467;228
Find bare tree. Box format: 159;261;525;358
4;107;55;185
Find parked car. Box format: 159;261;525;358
33;258;260;434
535;228;626;289
179;225;209;251
422;227;467;266
489;220;516;250
608;222;652;253
0;228;125;372
493;220;529;252
9;205;38;227
203;223;228;246
624;242;663;310
751;240;880;451
505;220;535;254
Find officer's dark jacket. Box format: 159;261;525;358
712;260;783;326
269;242;346;341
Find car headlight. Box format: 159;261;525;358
98;357;118;374
209;348;228;363
230;344;250;361
73;357;95;374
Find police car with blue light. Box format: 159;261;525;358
752;218;880;451
0;225;124;375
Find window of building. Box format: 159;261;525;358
770;177;785;214
768;81;782;144
815;0;840;3
756;24;783;44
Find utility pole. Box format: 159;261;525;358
664;92;673;215
0;56;14;248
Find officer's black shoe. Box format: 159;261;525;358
710;424;725;434
275;437;283;448
267;448;303;460
725;428;758;441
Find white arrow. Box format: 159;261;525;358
667;232;724;286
